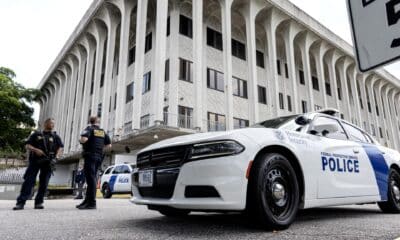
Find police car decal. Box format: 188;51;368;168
131;109;400;230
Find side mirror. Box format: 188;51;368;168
295;116;311;126
313;123;339;135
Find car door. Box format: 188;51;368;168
309;116;374;199
341;122;386;199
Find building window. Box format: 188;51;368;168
376;105;380;116
165;59;170;82
207;68;224;92
256;51;264;68
207;27;223;51
179;15;192;38
178;106;193;129
379;127;383;138
359;97;364;109
142;72;151;94
284;63;289;78
287;95;292;112
299;70;305;85
208;112;226;131
279;93;284;110
367;101;372;113
233;77;248;99
340;114;344;119
90;81;94;95
258;86;267;104
234;118;249;129
114;93;117;110
145;33;152;53
126;82;134;103
302;100;307;113
167;17;170;36
232;39;246;60
97;103;102;118
128;46;135;66
338;88;342;100
277;60;281;75
140;114;150;129
179;58;193;83
314;105;322;111
100;73;105;88
325;82;332;96
312;76;319;91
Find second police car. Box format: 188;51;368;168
100;164;134;198
130;109;400;229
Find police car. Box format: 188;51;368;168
100;164;135;198
131;109;400;229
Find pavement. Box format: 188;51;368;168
0;199;399;240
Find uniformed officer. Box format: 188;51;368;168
13;118;64;210
77;116;111;210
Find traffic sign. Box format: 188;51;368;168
347;0;400;72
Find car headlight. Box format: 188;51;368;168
189;140;245;160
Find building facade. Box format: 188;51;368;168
37;0;400;185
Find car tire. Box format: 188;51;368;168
102;183;112;199
158;207;190;217
378;168;400;213
247;152;300;230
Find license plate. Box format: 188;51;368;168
138;170;153;187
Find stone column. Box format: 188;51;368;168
193;0;204;129
114;0;134;135
312;42;330;109
101;12;118;132
337;57;352;121
265;9;287;117
91;24;106;115
220;0;234;130
151;0;169;125
283;22;302;113
299;32;317;113
326;50;342;113
350;68;362;126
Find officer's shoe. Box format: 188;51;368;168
77;204;96;210
76;201;87;208
34;203;44;209
12;204;24;211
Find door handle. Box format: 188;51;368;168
353;149;360;154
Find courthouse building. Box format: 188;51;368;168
37;0;400;186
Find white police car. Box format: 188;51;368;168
100;164;135;198
131;109;400;229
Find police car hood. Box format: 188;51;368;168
139;129;257;153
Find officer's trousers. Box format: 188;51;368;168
83;155;101;205
17;159;51;205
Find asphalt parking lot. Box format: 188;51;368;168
0;199;399;240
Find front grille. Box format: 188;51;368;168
136;145;189;169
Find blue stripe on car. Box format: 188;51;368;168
109;175;117;192
362;144;389;201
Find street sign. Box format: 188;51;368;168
347;0;400;72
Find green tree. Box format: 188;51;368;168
0;67;41;157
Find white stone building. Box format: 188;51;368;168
37;0;400;186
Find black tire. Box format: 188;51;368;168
102;183;112;199
378;168;400;213
158;207;190;217
247;152;300;230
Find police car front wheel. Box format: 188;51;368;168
102;183;112;199
378;168;400;213
247;152;300;230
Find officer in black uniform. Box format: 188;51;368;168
13;118;64;210
77;116;111;210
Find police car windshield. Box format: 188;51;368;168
252;115;299;129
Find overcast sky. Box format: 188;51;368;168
0;0;399;121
